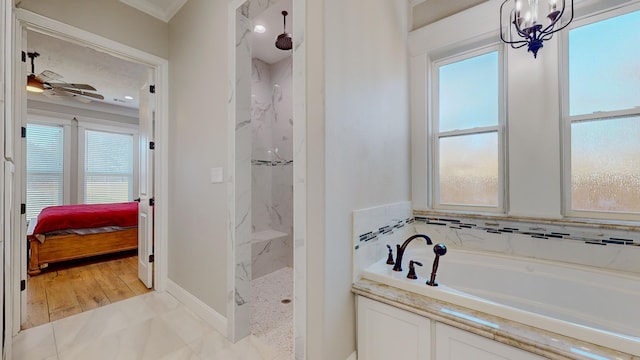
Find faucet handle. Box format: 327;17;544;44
406;260;423;279
386;245;394;265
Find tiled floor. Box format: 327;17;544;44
13;291;286;360
251;267;293;357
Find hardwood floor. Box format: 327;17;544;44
23;250;152;329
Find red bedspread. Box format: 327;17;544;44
32;202;138;235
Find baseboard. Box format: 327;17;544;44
346;351;357;360
166;279;227;336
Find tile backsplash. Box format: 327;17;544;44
352;201;414;282
353;203;640;281
414;215;640;274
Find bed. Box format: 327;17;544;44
27;202;139;275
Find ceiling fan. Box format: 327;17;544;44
26;51;105;103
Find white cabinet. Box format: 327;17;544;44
356;296;547;360
435;323;546;360
357;296;431;360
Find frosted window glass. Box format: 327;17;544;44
439;132;499;206
571;116;640;213
84;130;134;204
569;10;640;116
439;51;498;132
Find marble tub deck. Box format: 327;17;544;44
353;279;640;360
13;291;285;360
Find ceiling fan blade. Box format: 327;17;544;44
72;95;92;103
48;82;97;91
36;70;63;82
42;88;71;100
59;87;105;100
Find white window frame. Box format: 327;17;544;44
26;114;73;209
77;121;139;204
561;2;640;222
430;44;507;214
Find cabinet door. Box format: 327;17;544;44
435;323;546;360
357;296;431;360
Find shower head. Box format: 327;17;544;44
275;11;292;51
275;33;292;51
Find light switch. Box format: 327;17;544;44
211;167;224;183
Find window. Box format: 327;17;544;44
26;123;64;220
83;129;134;204
432;47;504;211
565;8;640;219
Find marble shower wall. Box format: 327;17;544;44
251;57;293;242
229;9;253;342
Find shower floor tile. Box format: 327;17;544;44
251;267;293;357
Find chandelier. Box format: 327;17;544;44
500;0;574;58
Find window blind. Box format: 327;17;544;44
26;123;64;220
84;130;134;204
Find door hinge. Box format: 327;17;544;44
21;204;26;215
21;126;26;138
21;51;26;62
149;85;156;94
148;254;154;263
20;280;26;291
149;141;155;150
149;198;155;206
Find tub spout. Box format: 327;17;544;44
392;234;432;272
427;243;447;286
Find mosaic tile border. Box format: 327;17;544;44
414;216;639;247
355;217;415;250
251;159;293;166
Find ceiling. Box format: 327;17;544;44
22;0;483;113
121;0;294;64
119;0;188;23
251;0;293;65
26;30;149;111
412;0;488;29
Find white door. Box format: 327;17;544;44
137;74;154;288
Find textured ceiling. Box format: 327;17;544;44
27;30;149;110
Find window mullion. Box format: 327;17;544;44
569;108;640;124
437;125;499;138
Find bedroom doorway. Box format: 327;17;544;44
20;30;154;329
11;10;169;335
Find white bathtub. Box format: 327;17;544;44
362;247;640;357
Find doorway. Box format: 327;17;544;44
10;10;169;338
228;0;305;358
22;29;152;328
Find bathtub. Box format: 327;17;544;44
251;229;292;279
361;247;640;357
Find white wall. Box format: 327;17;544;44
16;0;169;59
13;1;414;356
168;0;229;315
306;0;412;358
